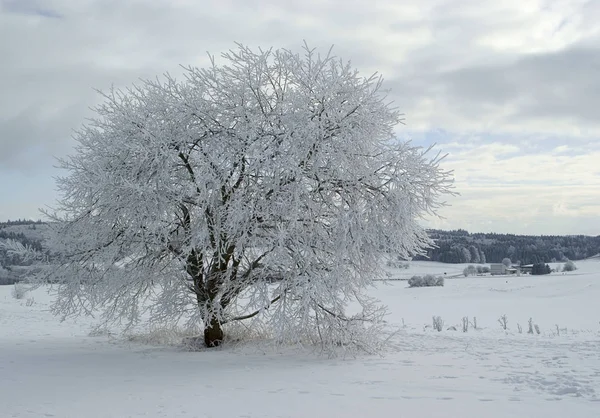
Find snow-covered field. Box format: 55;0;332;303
2;260;599;417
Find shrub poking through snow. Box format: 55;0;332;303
408;274;444;288
498;314;508;330
432;316;444;332
11;282;28;300
554;325;566;336
528;318;534;334
462;316;469;332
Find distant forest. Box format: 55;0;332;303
2;221;600;269
414;229;600;264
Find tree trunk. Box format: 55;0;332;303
204;317;224;347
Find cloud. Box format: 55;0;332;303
1;0;62;18
441;45;600;126
422;137;600;234
0;0;598;234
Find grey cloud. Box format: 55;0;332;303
0;64;161;172
1;0;600;232
440;45;600;124
0;103;81;170
0;0;404;176
1;0;62;18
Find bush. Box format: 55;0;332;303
463;265;477;277
408;274;444;288
11;282;28;300
408;275;423;287
482;266;490;273
563;260;577;272
432;316;444;332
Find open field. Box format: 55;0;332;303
1;259;599;417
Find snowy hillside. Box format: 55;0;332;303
1;259;599;417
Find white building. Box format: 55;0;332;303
490;264;506;275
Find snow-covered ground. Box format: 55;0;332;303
1;260;599;417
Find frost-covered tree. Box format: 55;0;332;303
41;44;453;349
563;260;577;272
461;247;471;263
463;264;477;277
0;239;40;265
502;257;512;267
468;245;480;264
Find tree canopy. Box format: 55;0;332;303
41;44;453;349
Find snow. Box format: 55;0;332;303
2;260;599;417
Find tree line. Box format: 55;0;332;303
3;221;598;267
0;219;43;227
414;229;600;264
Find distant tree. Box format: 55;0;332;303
482;266;490;273
502;258;512;267
476;265;484;274
461;247;471;263
532;263;551;275
468;245;480;263
507;245;516;257
39;44;453;349
463;264;477;277
563;260;577;272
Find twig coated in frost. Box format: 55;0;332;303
498;315;508;330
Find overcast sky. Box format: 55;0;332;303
1;0;599;235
